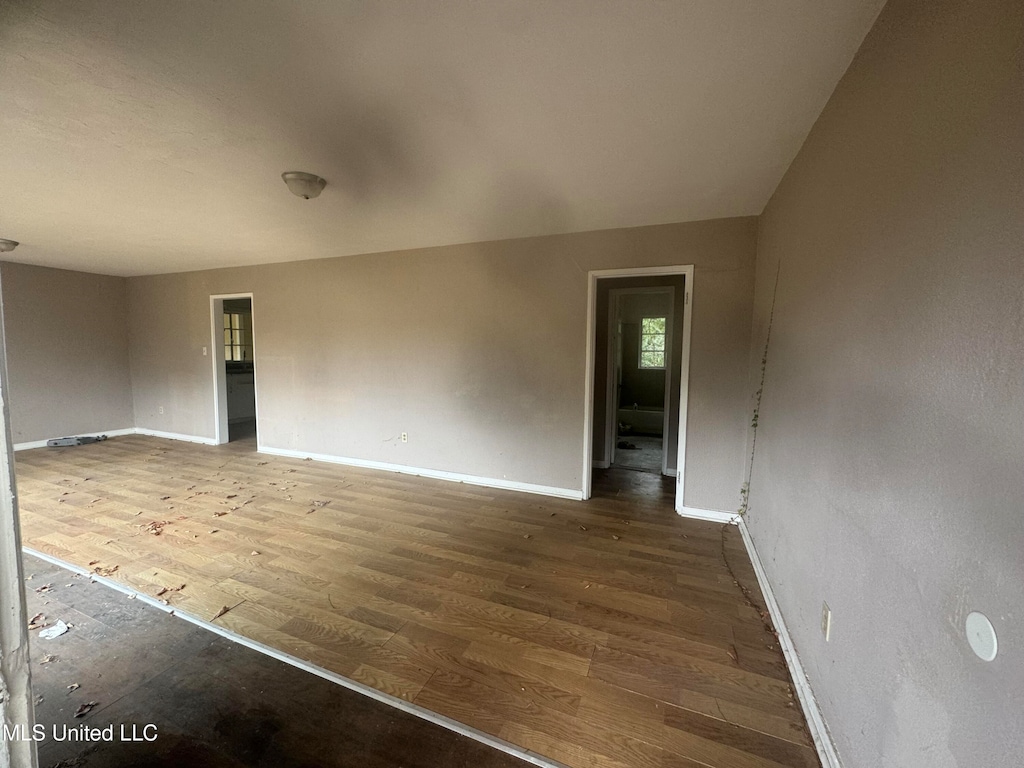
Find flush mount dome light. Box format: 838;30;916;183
0;239;18;253
281;171;326;199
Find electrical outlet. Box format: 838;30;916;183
821;602;832;641
401;432;408;443
158;406;164;415
203;346;208;356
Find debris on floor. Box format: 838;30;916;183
39;620;69;640
73;701;98;718
46;435;108;447
141;520;171;535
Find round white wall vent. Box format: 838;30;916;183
965;611;998;661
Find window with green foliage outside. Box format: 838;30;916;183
639;316;666;369
224;312;253;362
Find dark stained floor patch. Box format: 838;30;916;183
24;553;534;768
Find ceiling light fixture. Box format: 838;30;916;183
281;171;326;199
0;239;18;253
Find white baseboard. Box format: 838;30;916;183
736;517;841;768
134;428;216;446
13;427;136;452
258;445;583;501
677;506;740;524
13;439;53;451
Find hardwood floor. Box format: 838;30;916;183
25;553;531;768
15;435;818;768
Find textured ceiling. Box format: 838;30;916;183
0;0;885;276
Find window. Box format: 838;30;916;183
224;312;253;362
639;316;666;369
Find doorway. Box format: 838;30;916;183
582;266;693;512
210;294;258;445
608;287;673;475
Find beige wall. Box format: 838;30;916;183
747;0;1024;765
128;217;756;507
0;262;133;444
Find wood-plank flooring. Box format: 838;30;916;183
15;435;818;768
25;553;531;768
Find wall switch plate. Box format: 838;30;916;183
821;602;832;641
401;432;408;443
158;406;164;415
203;346;208;356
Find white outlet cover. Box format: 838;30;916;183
965;611;997;661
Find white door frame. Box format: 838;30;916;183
210;293;259;446
605;286;675;474
605;291;619;468
582;266;694;512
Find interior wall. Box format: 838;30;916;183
617;292;670;411
747;0;1024;765
128;216;756;507
0;262;133;444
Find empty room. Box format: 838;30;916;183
0;1;1019;767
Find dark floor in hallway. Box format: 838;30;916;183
228;418;257;442
610;435;665;474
